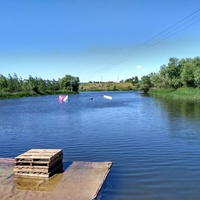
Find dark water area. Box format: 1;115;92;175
1;91;200;200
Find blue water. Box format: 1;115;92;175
1;91;200;199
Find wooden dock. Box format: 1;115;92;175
47;161;112;200
0;158;112;200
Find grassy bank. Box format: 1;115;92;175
0;90;77;99
149;88;200;101
79;82;135;91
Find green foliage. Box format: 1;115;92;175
181;63;195;87
140;56;200;93
0;73;80;99
139;75;151;93
194;68;200;87
59;75;80;92
125;76;139;85
0;74;8;90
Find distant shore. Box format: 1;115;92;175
1;85;199;102
0;90;77;99
79;82;136;91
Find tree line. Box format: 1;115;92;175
0;73;80;94
138;56;200;93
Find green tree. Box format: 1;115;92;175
71;77;80;92
181;63;195;87
0;74;8;90
139;75;152;93
59;75;80;92
164;58;182;88
194;68;200;88
27;75;39;93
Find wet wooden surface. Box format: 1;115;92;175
0;159;112;200
0;158;15;164
47;161;112;200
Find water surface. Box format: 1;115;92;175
1;91;200;200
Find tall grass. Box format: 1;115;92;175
149;88;200;101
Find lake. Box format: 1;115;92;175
1;91;200;200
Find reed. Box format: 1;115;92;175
149;88;200;101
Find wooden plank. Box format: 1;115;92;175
14;160;63;173
14;166;49;173
15;156;62;168
14;162;63;179
15;149;63;164
49;156;63;168
15;149;62;161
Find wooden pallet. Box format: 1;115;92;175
14;149;63;178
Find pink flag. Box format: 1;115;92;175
59;95;65;102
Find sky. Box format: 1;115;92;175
0;0;200;82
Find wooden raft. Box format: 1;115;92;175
0;160;112;199
14;149;63;178
47;161;113;200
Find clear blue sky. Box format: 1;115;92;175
0;0;200;82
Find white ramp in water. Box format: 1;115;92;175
103;95;112;100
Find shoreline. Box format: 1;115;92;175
0;91;78;100
149;88;200;101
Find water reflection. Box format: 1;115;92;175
152;96;200;142
153;97;200;121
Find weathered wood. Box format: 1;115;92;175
49;161;113;200
14;162;63;178
15;149;63;162
15;155;63;167
0;158;14;164
0;160;112;200
14;161;63;174
14;149;63;178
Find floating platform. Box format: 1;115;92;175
0;160;112;200
49;161;112;200
14;149;63;178
1;152;112;200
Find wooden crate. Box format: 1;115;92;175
14;149;63;178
